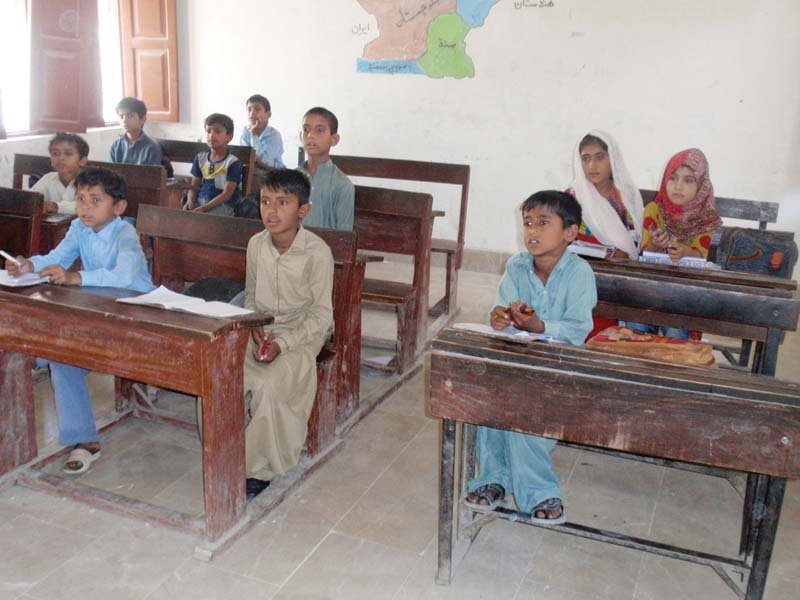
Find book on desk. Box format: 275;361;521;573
117;285;252;318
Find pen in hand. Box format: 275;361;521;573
1;250;21;267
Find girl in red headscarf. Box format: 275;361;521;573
642;148;722;260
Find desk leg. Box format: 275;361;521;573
756;329;781;377
0;351;36;477
746;476;786;600
200;334;247;541
437;418;457;585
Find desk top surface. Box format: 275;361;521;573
0;284;272;338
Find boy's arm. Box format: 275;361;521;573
273;247;334;353
55;188;76;215
78;227;147;288
244;236;258;312
540;263;598;345
269;130;285;168
185;176;201;210
333;178;355;230
29;221;81;273
142;140;163;166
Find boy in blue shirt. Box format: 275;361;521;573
6;168;155;475
109;97;163;165
185;113;243;216
464;190;597;524
240;94;285;169
298;107;354;230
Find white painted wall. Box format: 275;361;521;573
5;0;799;259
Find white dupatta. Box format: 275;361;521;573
568;130;643;257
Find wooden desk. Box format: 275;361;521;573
428;329;800;599
589;259;799;375
0;285;271;542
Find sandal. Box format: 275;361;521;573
464;483;505;512
63;444;101;475
530;497;566;525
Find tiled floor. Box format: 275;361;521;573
1;264;798;599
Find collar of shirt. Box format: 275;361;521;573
301;159;334;179
265;226;308;257
527;247;576;285
120;132;149;147
77;215;122;241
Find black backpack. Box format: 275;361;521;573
710;227;798;279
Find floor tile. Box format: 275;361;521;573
633;554;733;600
145;559;279;600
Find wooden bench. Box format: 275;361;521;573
12;154;176;226
640;189;779;230
355;185;434;373
429;328;800;599
134;204;365;455
333;155;470;317
156;139;257;197
0;187;43;256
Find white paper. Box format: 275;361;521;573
452;322;563;344
117;285;253;318
640;252;721;270
0;270;50;287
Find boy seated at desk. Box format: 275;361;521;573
238;168;333;499
297;106;354;230
241;94;285;170
5;168;155;475
464;191;597;524
109;96;163;166
184;113;243;217
30;132;89;215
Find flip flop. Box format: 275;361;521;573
530;497;566;525
62;446;101;475
463;483;505;512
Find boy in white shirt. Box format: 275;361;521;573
31;132;90;215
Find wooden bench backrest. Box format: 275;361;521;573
333;155;469;267
12;154;167;220
640;189;778;230
0;187;44;256
156;139;257;196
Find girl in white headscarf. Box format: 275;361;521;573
567;131;643;258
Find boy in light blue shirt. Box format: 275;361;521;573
240;94;285;169
5;168;154;475
464;190;597;524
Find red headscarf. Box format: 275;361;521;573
654;148;722;242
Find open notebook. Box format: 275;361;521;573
452;322;563;344
639;251;721;270
117;285;253;318
0;270;50;287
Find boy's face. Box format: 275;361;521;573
206;123;233;151
260;186;310;237
580;143;612;187
247;102;271;130
49;141;87;180
117;109;145;137
75;184;127;233
301;113;339;159
522;206;577;260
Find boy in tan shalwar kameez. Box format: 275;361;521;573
243;169;333;498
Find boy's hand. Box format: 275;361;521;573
192;205;208;213
490;305;512;330
6;256;33;277
43;200;59;214
183;200;195;211
508;301;545;333
39;265;81;286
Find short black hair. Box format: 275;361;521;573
205;113;234;135
48;132;89;158
260;169;311;206
521;190;582;229
116;96;147;119
303;106;339;134
75;168;127;203
578;133;608;153
246;94;270;112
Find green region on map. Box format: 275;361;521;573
417;13;474;79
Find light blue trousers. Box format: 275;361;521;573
37;358;99;446
467;426;560;514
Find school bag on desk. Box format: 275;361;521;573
709;227;798;278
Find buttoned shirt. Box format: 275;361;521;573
298;160;354;230
30;217;155;292
109;132;163;165
31;171;77;214
240;125;285;168
494;248;597;345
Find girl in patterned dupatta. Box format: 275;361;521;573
568;130;644;259
642;148;722;260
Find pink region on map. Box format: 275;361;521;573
359;0;457;61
